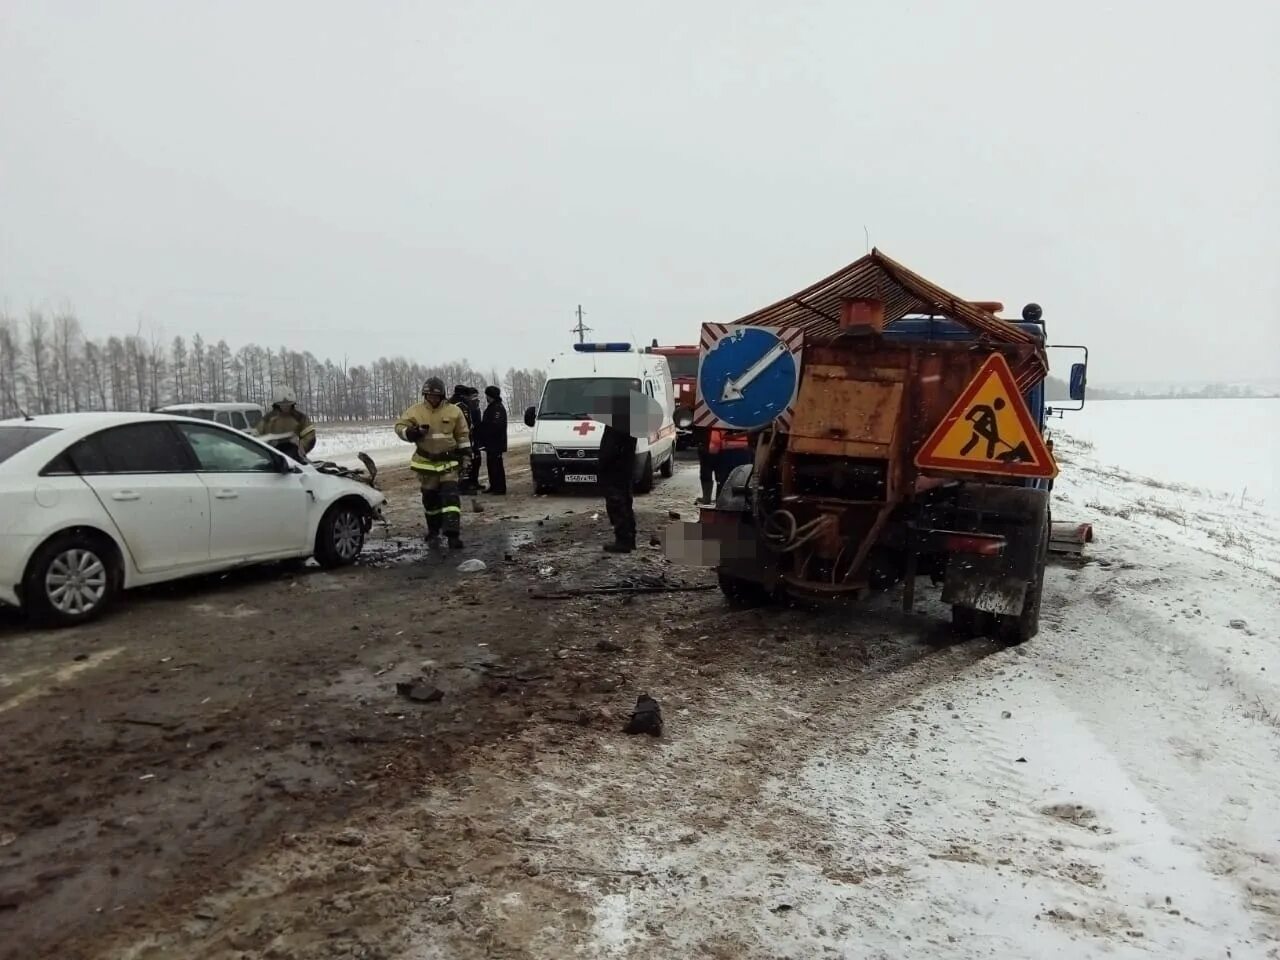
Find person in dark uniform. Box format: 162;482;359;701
480;385;508;494
597;392;637;553
449;384;484;493
465;387;485;491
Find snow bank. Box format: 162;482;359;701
311;421;532;461
1058;398;1279;511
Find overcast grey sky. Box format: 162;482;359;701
2;0;1277;383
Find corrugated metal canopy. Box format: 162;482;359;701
731;249;1048;385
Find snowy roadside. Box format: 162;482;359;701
390;437;1280;958
311;423;532;470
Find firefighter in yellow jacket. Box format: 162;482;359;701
396;377;470;548
258;386;317;458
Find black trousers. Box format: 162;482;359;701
697;446;713;499
712;449;754;500
419;473;461;536
603;477;635;546
485;450;506;494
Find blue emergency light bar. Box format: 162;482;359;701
573;342;632;352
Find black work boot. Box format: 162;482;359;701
447;534;464;550
425;526;442;547
603;540;635;554
698;480;713;504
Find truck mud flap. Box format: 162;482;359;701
942;484;1049;617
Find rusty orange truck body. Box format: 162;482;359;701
674;250;1087;644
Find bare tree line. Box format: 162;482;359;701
0;310;548;422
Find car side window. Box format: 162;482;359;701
245;409;263;428
231;412;248;430
215;411;233;426
178;423;277;473
645;381;655;397
69;423;194;474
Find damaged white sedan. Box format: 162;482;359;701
0;412;385;626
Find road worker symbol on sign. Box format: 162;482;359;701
915;353;1058;479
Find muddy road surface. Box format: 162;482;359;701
1;454;997;960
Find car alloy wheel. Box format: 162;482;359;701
45;548;108;616
332;509;363;561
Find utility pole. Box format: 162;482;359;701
571;304;591;344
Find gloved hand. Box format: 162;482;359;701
404;424;425;442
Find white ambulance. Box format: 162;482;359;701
523;343;677;494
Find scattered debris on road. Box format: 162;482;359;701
624;694;663;736
330;829;366;847
395;679;445;703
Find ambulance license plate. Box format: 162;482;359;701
564;474;596;483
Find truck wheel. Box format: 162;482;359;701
718;571;771;609
634;454;655;494
997;516;1050;645
951;604;994;639
658;452;674;478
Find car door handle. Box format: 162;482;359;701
111;491;141;502
213;490;239;500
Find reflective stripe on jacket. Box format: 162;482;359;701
395;401;470;472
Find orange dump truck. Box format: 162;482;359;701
670;250;1089;644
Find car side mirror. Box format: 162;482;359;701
1069;363;1087;401
673;406;694;430
524;405;537;428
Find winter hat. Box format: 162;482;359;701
485;385;501;399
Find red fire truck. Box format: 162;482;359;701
644;340;699;448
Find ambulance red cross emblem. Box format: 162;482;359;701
573;421;597;435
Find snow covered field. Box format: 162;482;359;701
1058;398;1279;511
311;421;532;464
393;402;1280;958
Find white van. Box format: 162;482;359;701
523;343;677;494
155;402;264;434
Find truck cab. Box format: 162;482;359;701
644;341;699;448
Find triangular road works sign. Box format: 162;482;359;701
915;353;1058;479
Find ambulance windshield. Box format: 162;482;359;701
538;378;641;419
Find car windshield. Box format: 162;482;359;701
0;426;60;464
538;378;640;418
663;355;698;379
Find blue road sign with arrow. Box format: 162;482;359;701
699;326;801;430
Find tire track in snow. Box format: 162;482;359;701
1036;560;1280;946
